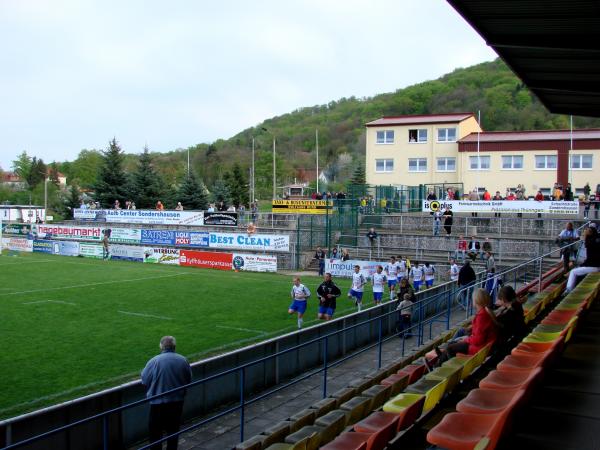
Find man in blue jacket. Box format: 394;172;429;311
142;336;192;450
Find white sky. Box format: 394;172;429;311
0;0;496;170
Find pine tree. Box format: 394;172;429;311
93;138;129;208
62;184;81;219
225;163;248;207
177;171;208;210
211;177;231;206
350;164;366;185
131;146;168;209
27;157;47;188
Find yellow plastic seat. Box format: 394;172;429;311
425;364;462;394
382;392;424;414
405;378;448;412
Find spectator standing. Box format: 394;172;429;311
251;202;258;222
481;238;492;260
535;190;545;219
341;248;350;261
583;182;591;199
330;247;338;259
564;183;574;201
457;260;477;308
366;227;378;248
565;225;600;293
433;209;442;236
314;246;326;276
141;336;192;450
156;201;164;210
371;265;387;305
449;259;460;282
553;183;563;201
557;222;579;273
469;189;479;217
218;201;227;212
289;277;311;329
316;273;341;320
175;202;183;211
456;235;467;261
484;251;497;299
483;189;491;201
396;277;415;302
396;294;414;338
493;191;503;217
443;208;453;236
427;191;437;201
238;204;245;222
113;199;121;209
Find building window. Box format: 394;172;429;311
408;158;427;172
469;155;490;170
535;155;557;170
570;154;593;169
501;155;524;170
376;130;394;144
437;127;457;142
436;157;456;172
408;129;428;143
375;159;394;172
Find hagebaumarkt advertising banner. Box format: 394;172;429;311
272;199;333;214
79;243;103;259
325;259;388;279
104;227;142;244
232;253;277;272
109;244;145;262
208;232;290;252
74;209;205;226
422;200;579;215
36;224;102;241
2;237;33;252
33;239;54;254
2;223;34;236
143;247;181;265
180;249;233;271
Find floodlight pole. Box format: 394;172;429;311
272;137;276;200
316;129;319;193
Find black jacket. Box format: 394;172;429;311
317;280;341;309
458;264;476;286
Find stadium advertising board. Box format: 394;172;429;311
105;227;142;244
2;237;33;252
232;253;277;272
174;231;209;247
33;239;54;254
36;224;102;241
272;199;333;214
140;229;209;247
56;241;80;256
180;250;232;271
2;223;34;236
142;247;180;265
140;229;176;245
203;212;237;226
422;200;579;215
74;209;205;226
208;232;289;252
79;243;103;259
109;244;145;262
325;259;388;279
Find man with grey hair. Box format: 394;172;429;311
141;336;192;450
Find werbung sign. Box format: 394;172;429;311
422;200;579;215
272;200;333;214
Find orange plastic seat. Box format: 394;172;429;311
479;367;543;390
321;425;392;450
456;388;523;414
381;393;425;430
512;336;564;359
354;411;399;438
541;309;578;325
397;364;426;384
496;352;547;372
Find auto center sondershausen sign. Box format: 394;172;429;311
422;200;579;215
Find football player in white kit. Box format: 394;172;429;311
385;256;401;300
348;265;367;311
289;277;311;329
449;258;459;283
424;262;436;288
371;265;387;305
397;255;408;281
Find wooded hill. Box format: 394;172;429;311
62;58;600;197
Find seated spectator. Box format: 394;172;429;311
466;236;481;261
227;205;236;212
436;289;497;359
130;202;136;210
156;200;164;210
490;285;526;349
565;224;600;293
207;204;215;212
455;235;467;261
330;247;339;259
481;238;492;260
114;199;121;209
246;222;256;235
341;248;350;261
175;202;184;211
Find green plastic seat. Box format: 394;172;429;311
382;392;425;414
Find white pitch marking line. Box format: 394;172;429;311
0;272;188;296
22;300;77;306
118;311;173;320
216;325;267;335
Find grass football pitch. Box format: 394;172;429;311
0;251;375;419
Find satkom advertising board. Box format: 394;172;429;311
232;253;277;272
208;232;289;252
325;259;388;279
74;209;205;226
109;244;145;262
422;200;579;215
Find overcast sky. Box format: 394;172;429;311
0;0;497;170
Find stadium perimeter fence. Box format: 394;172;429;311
0;238;579;450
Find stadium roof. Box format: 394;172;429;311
365;113;474;127
459;129;600;143
447;0;600;118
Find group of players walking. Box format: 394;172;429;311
288;255;441;329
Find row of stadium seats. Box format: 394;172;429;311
426;272;600;450
233;270;596;450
